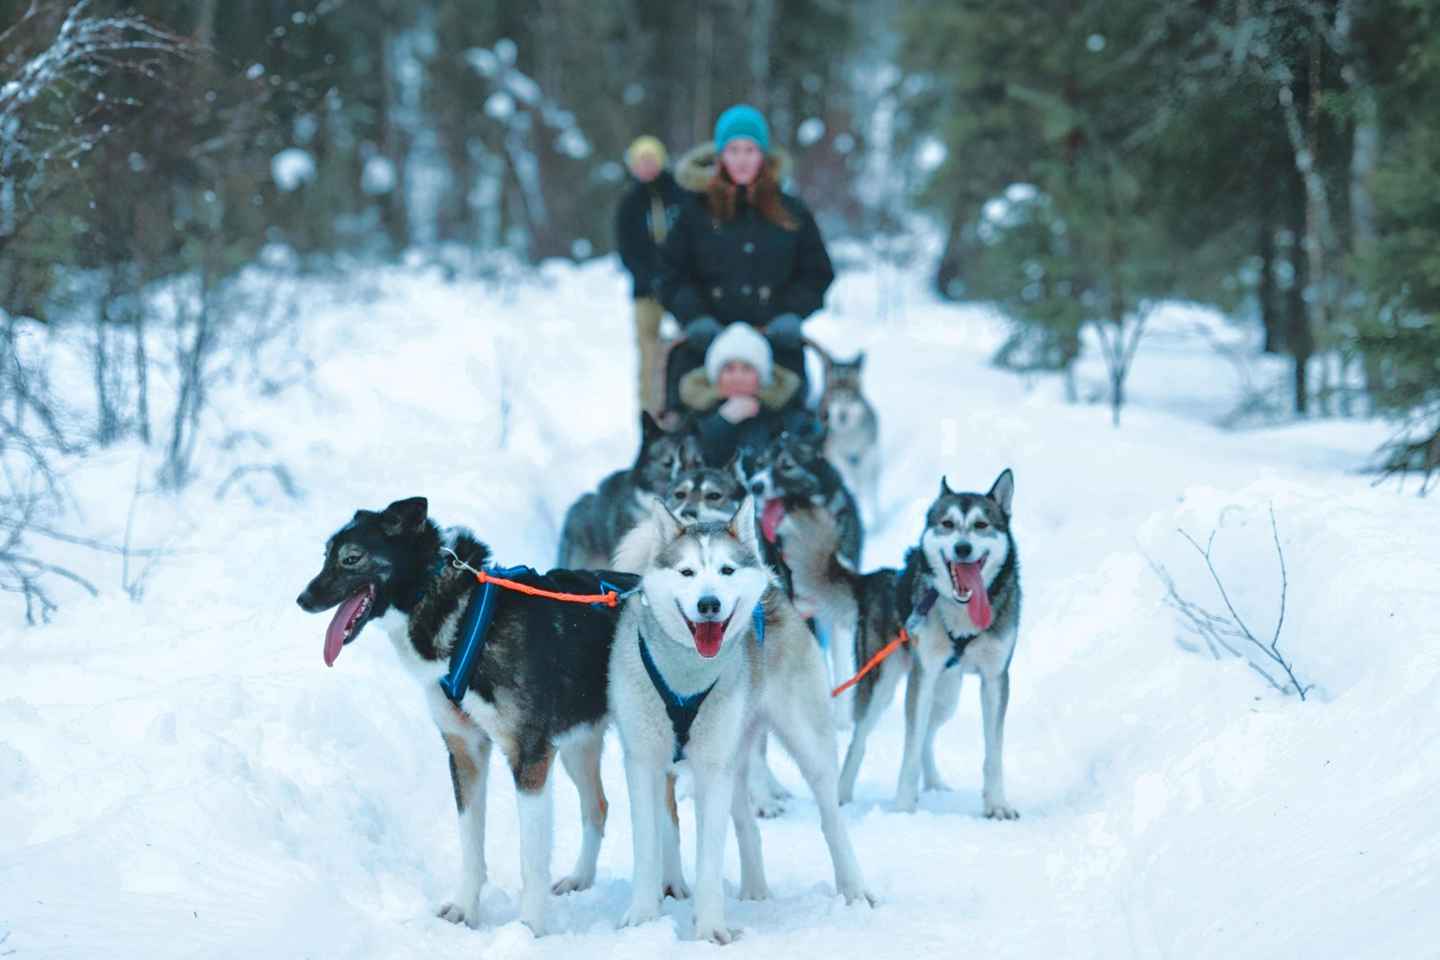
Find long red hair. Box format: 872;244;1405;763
706;155;798;231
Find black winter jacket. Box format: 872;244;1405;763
657;188;834;328
614;170;686;299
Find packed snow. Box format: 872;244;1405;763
2;246;1436;958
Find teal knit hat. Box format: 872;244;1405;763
714;104;770;153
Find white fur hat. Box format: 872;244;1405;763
705;322;774;385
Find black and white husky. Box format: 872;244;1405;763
297;497;625;935
783;472;1022;817
607;497;873;943
557;412;703;568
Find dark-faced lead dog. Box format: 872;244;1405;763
783;472;1021;817
297;497;627;935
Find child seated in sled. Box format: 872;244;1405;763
680;322;811;465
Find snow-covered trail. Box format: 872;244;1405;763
2;256;1436;959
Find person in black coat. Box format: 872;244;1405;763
658;104;835;410
615;135;687;413
679;321;813;466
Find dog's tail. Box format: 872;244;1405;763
556;493;593;568
610;510;663;574
777;504;860;625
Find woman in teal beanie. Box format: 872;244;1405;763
657;103;834;409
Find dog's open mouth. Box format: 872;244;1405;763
947;558;994;632
760;498;786;543
324;583;376;667
682;608;733;659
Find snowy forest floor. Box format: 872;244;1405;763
2;249;1437;958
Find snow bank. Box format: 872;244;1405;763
2;252;1435;958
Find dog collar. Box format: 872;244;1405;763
396;555;455;614
637;634;717;763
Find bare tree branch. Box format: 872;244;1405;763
1153;506;1313;700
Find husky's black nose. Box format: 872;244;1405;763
696;595;721;617
955;542;973;559
749;481;765;496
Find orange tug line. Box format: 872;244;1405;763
470;569;621;607
831;628;910;698
470;566;904;696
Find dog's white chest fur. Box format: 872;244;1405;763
374;607;500;739
915;601;1016;675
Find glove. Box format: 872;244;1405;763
765;313;803;350
684;315;722;348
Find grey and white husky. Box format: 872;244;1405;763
608;497;873;943
557;412;703;568
297;497;631;936
665;458;745;524
783;471;1022;817
819;353;880;525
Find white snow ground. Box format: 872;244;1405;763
2;249;1437;959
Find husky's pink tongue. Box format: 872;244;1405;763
761;499;786;543
950;562;993;631
692;620;725;659
324;592;368;667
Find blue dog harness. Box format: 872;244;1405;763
437;564;637;704
638;636;717;763
639;603;766;762
438;563;532;703
910;586;977;670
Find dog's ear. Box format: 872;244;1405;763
723;450;743;484
640;410;662;444
647;494;685;543
855;351;866;370
939;476;955;498
379;497;428;536
988;469;1015;517
679;434;706;473
728;495;759;552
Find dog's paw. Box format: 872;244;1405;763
620;901;661;929
752;795;786;819
695;921;741;945
738;878;770;902
551;872;594;896
841;886;878;908
983;802;1020;820
436;900;480;928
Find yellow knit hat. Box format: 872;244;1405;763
626;135;667;167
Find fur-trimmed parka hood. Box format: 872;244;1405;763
675;140;793;193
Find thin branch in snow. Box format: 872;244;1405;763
1165;506;1313;700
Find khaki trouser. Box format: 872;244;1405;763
634;296;665;413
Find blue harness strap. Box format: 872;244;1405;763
908;587;974;670
637;602;764;763
945;628;978;670
438;563;532;704
638;635;717;763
